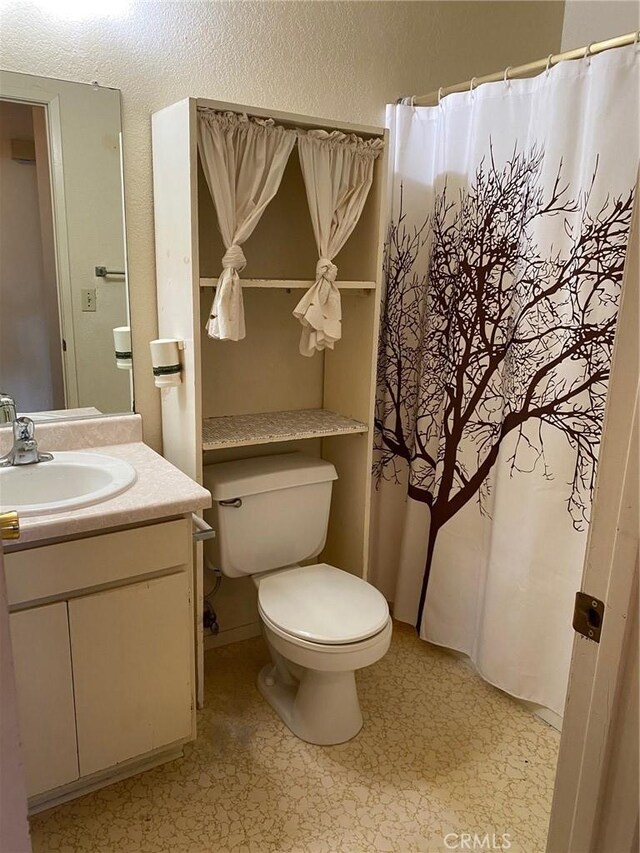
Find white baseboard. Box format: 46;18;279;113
204;622;261;650
532;705;563;731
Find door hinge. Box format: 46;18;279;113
573;592;605;643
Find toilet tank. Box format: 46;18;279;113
203;453;338;577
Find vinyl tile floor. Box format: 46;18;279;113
30;622;560;853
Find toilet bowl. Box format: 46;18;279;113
203;452;392;745
255;563;391;744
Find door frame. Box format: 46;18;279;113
546;188;639;851
0;73;80;408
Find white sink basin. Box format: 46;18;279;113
0;451;137;516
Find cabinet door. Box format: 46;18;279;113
68;573;193;777
9;603;79;796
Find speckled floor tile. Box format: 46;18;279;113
29;622;559;853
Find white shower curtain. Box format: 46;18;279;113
373;45;639;715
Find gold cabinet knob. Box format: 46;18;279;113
0;511;20;540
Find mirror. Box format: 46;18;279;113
0;71;133;422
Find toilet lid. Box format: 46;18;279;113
257;563;389;645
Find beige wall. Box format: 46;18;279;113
0;1;564;451
561;0;638;49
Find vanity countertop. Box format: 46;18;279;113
1;415;211;548
8;442;211;547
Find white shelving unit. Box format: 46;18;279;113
152;97;387;671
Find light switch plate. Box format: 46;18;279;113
81;289;96;312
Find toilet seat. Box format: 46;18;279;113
259;608;392;656
257;563;389;645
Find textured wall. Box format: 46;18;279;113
562;0;638;49
0;1;564;451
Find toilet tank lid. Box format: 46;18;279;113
204;452;338;501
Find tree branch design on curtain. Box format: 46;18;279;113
375;144;635;626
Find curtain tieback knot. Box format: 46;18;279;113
316;257;338;284
222;244;247;272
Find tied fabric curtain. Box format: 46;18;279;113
294;130;383;357
197;110;296;340
373;46;639;715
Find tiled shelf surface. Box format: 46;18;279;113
202;408;368;450
199;278;375;290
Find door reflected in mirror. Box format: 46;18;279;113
0;71;133;421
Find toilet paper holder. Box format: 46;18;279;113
113;326;132;371
150;338;185;387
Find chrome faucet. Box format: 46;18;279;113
0;417;53;467
0;393;16;425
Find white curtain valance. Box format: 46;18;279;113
197;109;383;350
293;129;382;356
295;127;384;158
197;109;296;341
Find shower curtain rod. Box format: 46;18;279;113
408;30;639;106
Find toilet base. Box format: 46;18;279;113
257;662;363;745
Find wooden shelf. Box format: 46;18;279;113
199;277;375;290
202;408;368;451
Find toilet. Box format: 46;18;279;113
203;452;391;745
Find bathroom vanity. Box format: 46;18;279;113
0;70;215;814
1;415;211;812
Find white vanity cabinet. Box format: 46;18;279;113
69;573;192;777
9;603;79;796
5;517;195;811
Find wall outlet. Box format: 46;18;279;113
81;288;96;312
